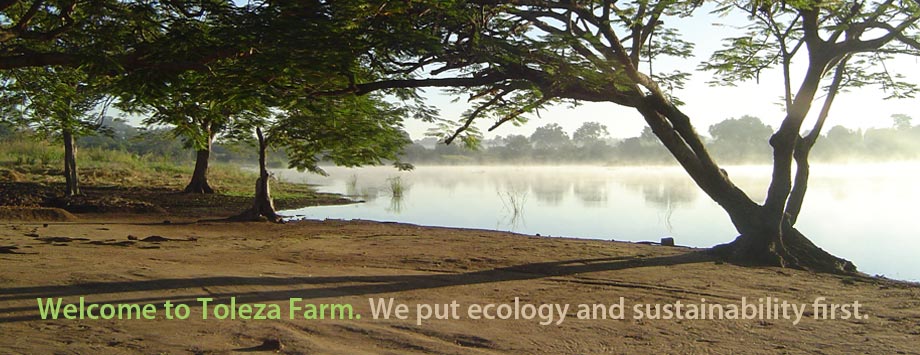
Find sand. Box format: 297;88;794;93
0;206;77;222
0;215;918;354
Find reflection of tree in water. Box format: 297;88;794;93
341;175;382;202
431;176;460;193
357;187;380;202
530;177;570;206
621;173;697;232
640;182;696;208
573;179;608;206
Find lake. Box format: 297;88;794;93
276;164;920;281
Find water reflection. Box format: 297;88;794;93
643;182;696;207
387;194;405;214
496;184;528;231
573;179;608;206
531;181;567;205
277;164;920;281
345;174;359;197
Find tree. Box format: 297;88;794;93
572;121;611;161
233;95;412;222
892;114;913;130
573;121;610;147
615;127;671;164
0;119;13;138
167;1;431;220
119;70;268;194
78;118;138;151
498;134;532;160
708;116;773;163
0;66;109;196
814;125;863;160
0;1;267;196
530;123;570;150
0;0;261;88
338;0;920;273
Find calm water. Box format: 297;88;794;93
277;164;920;281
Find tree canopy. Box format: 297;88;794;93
0;0;918;271
329;0;920;272
0;65;111;195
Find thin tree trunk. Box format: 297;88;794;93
786;60;847;224
235;127;280;222
62;128;80;196
762;63;827;224
184;125;215;193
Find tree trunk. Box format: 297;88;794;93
707;61;855;274
184;147;215;193
62;128;80;196
184;120;217;194
234;127;281;222
635;96;855;274
712;213;856;273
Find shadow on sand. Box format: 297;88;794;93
0;251;713;323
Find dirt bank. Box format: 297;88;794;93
0;215;917;354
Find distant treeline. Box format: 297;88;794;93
403;115;920;165
0;118;290;168
2;114;916;168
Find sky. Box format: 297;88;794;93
400;5;920;141
118;4;918;142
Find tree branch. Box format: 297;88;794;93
487;96;549;131
838;14;920;54
312;73;511;97
0;0;20;12
785;59;847;224
444;89;510;144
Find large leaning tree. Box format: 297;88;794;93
331;0;919;273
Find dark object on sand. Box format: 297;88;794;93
0;245;21;254
235;338;284;352
37;236;90;243
661;237;675;247
140;235;198;243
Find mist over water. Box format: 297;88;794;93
277;164;920;281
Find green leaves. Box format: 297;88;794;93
0;66;109;141
274;95;411;174
841;53;919;99
700;34;781;86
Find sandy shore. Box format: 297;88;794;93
1;214;918;354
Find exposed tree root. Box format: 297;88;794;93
711;227;856;274
183;179;215;194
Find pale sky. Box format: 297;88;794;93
119;5;918;141
403;5;920;141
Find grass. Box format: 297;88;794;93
0;136;313;198
385;176;407;198
498;185;528;230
